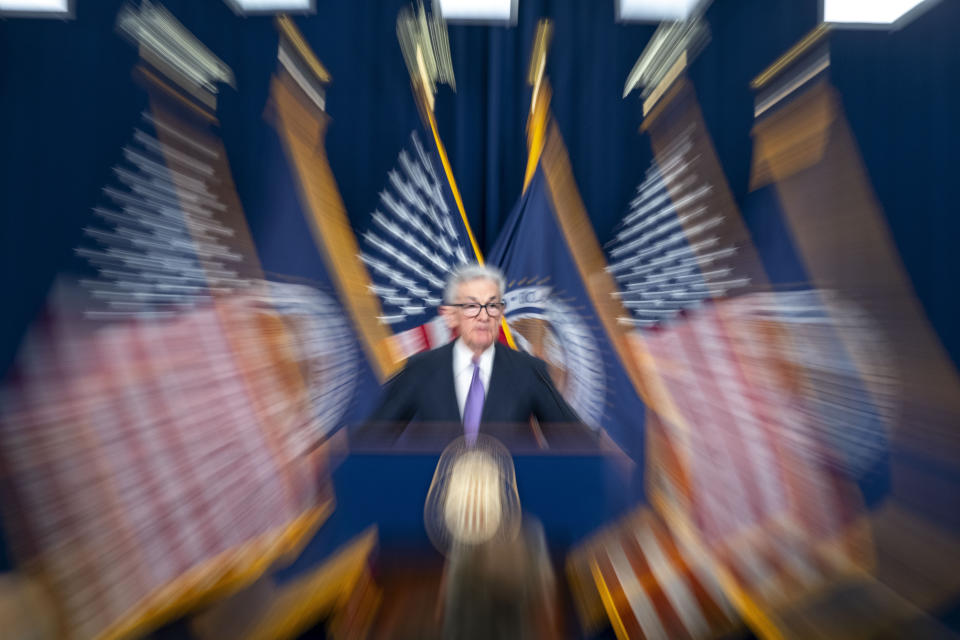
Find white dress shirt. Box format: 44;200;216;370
453;338;495;420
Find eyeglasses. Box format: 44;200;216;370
449;302;506;318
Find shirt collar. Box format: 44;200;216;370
453;338;495;374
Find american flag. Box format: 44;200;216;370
84;4;251;320
359;130;476;358
718;290;895;476
568;507;738;640
606;125;749;329
636;298;872;617
0;297;331;640
602;110;879;630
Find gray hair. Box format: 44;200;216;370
443;263;506;304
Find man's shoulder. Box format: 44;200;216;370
495;342;548;372
379;342;453;388
401;341;454;370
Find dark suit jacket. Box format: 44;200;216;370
364;341;581;444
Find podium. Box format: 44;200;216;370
336;422;637;550
261;423;638;637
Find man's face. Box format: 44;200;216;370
444;277;501;354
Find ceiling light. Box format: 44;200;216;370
822;0;940;27
436;0;517;24
223;0;313;15
0;0;71;17
616;0;706;22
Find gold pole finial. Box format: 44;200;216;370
750;23;831;90
523;20;553;191
397;2;456;114
527;20;553;104
276;14;332;85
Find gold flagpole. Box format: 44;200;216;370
523;20;553;192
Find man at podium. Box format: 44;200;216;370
364;264;582;446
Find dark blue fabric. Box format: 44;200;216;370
741;185;811;289
244;121;338;289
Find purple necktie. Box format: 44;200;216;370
462;356;485;445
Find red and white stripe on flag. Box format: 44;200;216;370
568;507;738;640
0;298;329;640
385;316;452;362
633;299;871;615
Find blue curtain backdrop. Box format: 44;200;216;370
2;0;959;376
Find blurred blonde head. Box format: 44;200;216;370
424;435;520;554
